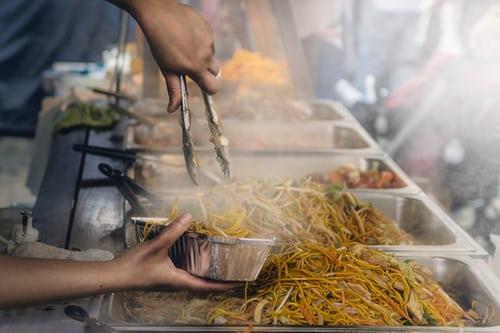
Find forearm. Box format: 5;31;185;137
0;255;132;309
107;0;177;18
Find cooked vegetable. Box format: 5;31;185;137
54;101;120;134
311;165;405;189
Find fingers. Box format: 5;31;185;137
190;70;221;95
207;57;220;77
165;72;182;113
149;213;192;252
164;58;220;113
173;269;237;292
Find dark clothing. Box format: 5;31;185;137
0;0;123;136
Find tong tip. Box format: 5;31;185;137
223;166;230;180
185;158;200;185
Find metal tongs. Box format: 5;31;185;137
179;75;230;185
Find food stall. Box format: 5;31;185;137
1;1;500;332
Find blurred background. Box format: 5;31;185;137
1;0;500;251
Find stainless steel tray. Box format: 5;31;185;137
308;99;357;122
122;190;486;257
130;98;355;121
127;119;380;153
98;254;500;332
353;192;487;256
129;151;417;194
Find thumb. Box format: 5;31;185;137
149;213;192;252
165;72;182;113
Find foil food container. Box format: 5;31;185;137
131;217;274;281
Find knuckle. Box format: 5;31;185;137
196;49;212;64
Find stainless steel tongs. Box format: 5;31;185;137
179;75;230;185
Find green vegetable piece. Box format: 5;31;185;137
53;101;120;135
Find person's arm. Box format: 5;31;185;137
108;0;221;112
0;214;230;310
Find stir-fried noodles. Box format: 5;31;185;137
140;178;414;246
122;243;484;326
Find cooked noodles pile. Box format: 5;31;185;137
140;178;414;246
127;180;488;327
122;243;484;326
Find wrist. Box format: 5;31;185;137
103;258;138;291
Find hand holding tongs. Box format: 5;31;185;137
179;75;230;185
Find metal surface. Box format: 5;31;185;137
0;296;104;333
98;163;148;217
99;254;500;332
129;119;379;153
32;129;88;248
65;305;113;333
131;217;274;281
129;98;352;121
354;192;487;256
180;74;200;185
129;151;418;194
178;76;231;184
127;100;362;152
168;231;273;281
201;91;231;179
220;120;378;152
309;99;356;122
68;126;127;253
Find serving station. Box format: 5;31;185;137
2;90;492;332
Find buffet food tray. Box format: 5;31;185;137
353;192;487;256
130;98;355;121
127;119;380;153
99;254;500;332
308;99;357;122
128;151;417;194
121;190;486;257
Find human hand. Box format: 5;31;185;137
119;0;221;112
115;213;232;291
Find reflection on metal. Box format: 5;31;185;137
131;217;274;281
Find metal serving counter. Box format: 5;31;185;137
7;98;497;332
101;98;498;331
98;254;500;332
